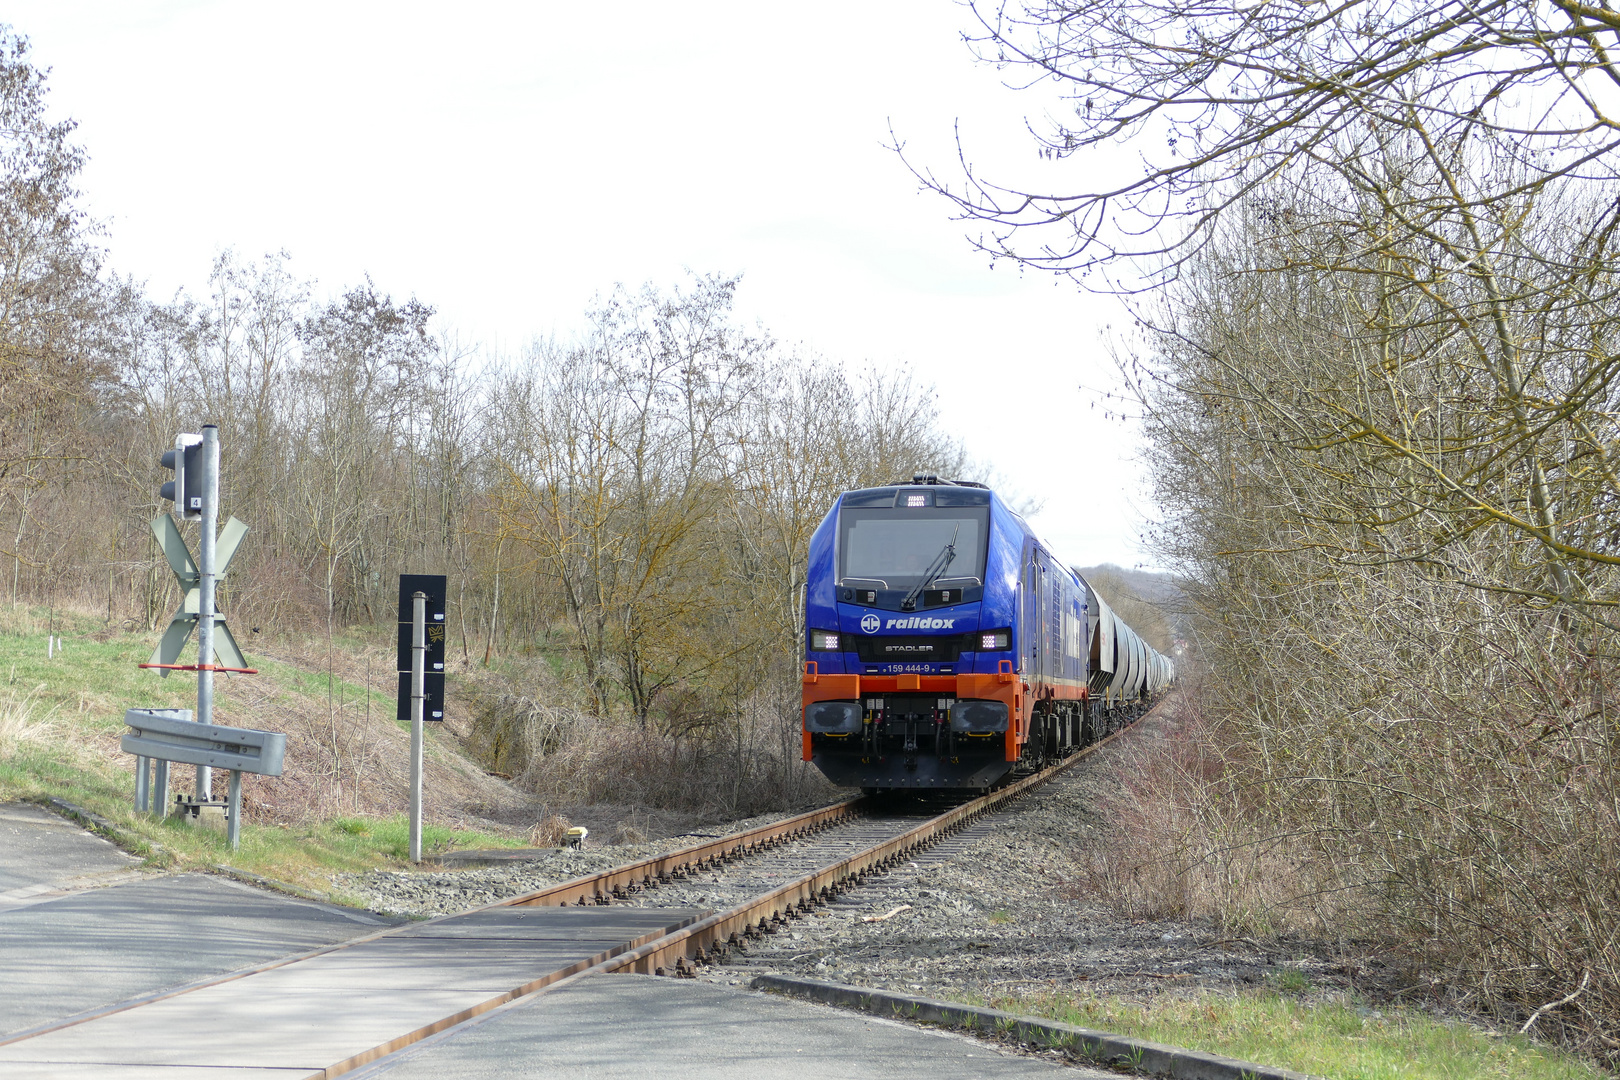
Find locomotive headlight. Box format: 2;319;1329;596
949;700;1009;733
978;629;1011;650
810;629;843;651
805;700;863;733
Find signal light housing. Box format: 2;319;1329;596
978;629;1011;650
160;434;204;520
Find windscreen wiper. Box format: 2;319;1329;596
901;525;959;612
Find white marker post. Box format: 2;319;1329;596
410;590;426;864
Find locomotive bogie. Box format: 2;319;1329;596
803;691;1018;788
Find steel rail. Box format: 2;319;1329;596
476;796;867;910
594;715;1144;977
329;705;1155;1078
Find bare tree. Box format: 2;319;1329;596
1131;190;1620;1056
0;29;115;599
923;0;1620;285
493;276;766;725
293;281;436;626
903;3;1620;1050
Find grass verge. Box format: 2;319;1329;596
984;989;1606;1080
0;603;528;897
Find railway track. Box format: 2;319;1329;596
478;711;1148;981
0;711;1153;1078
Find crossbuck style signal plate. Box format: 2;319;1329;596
147;514;251;676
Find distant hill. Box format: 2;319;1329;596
1073;564;1184;604
1071;564;1189;652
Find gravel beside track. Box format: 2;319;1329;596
616;813;941;914
330;811;802;917
700;711;1346;1006
332;708;1348;1010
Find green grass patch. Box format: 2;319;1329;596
321;815;515;861
0;603;527;897
1;743;528;893
2;610;195;729
1271;967;1311;994
214;812;520;881
984;989;1605;1080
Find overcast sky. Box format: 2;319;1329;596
12;2;1157;569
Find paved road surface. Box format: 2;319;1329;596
359;973;1108;1079
0;801;393;1037
0;802;143;901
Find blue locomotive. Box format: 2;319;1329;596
800;474;1173;791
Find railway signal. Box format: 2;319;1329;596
135;425;261;848
396;574;446;722
159;433;205;521
398;575;446;864
147;426;250;679
395;670;444;723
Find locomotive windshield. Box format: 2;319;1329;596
836;506;990;588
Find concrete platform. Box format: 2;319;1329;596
0;799;397;1039
0;802;142;904
0;873;396;1038
0;906;706;1077
358;974;1113;1079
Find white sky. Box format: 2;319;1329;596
12;1;1156;569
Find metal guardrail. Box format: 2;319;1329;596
122;708;286;848
122;709;287;775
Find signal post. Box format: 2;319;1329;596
397;575;446;864
131;424;277;849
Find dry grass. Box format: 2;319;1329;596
1088;595;1620;1069
0;603;533;836
223;632;532;831
466;678;838;818
1075;687;1342;939
610;819;647;844
527;813;572;846
0;685;60;759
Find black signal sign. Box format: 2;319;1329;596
396;671;445;723
397;574;447;625
397;574;448;722
396;621;447;674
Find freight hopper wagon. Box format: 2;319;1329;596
800;476;1174;792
